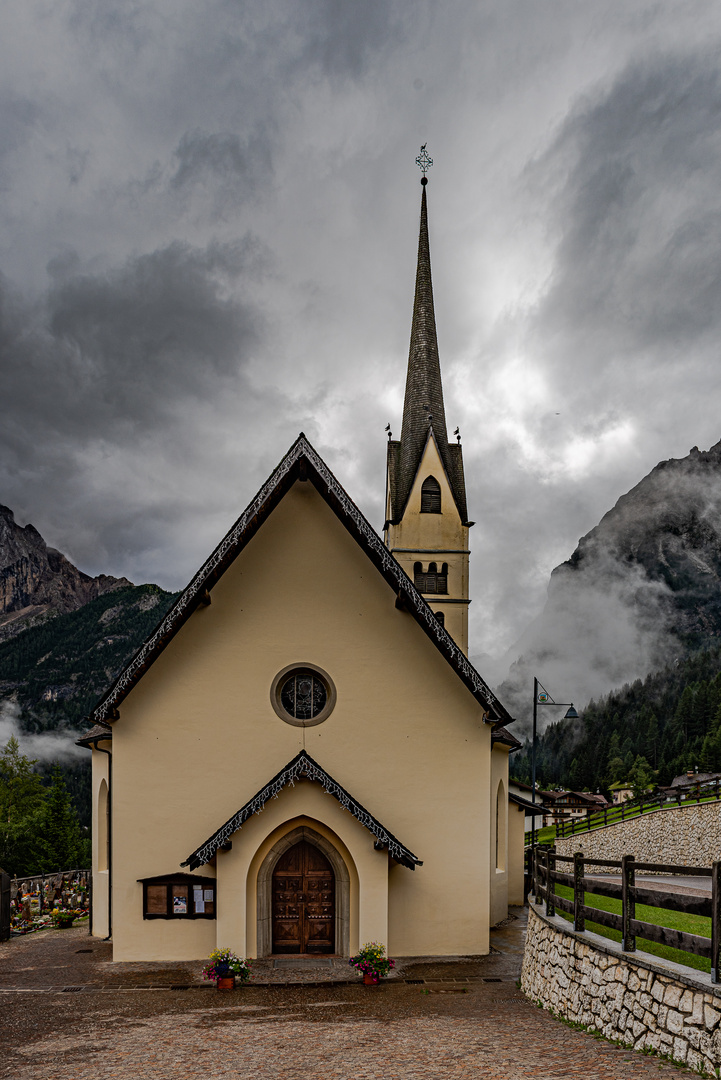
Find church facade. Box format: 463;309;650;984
80;175;524;962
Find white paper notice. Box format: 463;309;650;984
203;890;213;902
194;889;204;913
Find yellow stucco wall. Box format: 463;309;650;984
385;434;469;654
490;745;509;926
97;478;498;961
91;742;111;939
508;803;526;906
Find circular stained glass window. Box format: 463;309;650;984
270;664;336;727
280;672;327;720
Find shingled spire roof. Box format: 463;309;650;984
387;179;469;524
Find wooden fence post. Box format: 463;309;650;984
573;851;585;932
535;849;545;906
712;861;721;983
546;847;556;917
537;846;548;907
622;854;636;952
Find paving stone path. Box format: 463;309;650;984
0;910;694;1079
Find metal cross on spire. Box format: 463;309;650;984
415;144;433;181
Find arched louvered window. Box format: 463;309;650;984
420;476;441;513
414;561;448;595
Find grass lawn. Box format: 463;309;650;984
553;884;711;974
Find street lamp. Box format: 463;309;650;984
530;676;578;851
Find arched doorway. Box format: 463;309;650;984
272;840;335;953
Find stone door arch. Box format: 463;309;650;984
257;825;350;956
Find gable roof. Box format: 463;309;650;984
87;433;512;726
181;750;422;871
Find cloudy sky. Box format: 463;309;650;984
2;1;721;700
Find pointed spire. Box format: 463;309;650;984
399;181;450;482
387;173;467;524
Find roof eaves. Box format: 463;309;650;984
76;722;113;748
181;751;422;871
509;793;545;814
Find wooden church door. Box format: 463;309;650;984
272;840;335;953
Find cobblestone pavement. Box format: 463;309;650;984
0;910;694;1079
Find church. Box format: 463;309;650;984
79;165;528;962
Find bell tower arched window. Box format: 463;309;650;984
420;476;441;513
414;561;448;595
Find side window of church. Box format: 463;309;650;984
420;476;441;513
414;561;448;595
434;611;445;627
141;877;216;919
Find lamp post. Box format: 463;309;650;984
530;676;579;851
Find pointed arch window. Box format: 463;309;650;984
414;561;448;595
420;476;441;513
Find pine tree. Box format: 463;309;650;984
0;737;47;877
38;766;86;872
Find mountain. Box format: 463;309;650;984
509;643;721;795
0;504;132;640
498;438;721;725
0;503;180;825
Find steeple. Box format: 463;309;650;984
384;154;471;656
386;173;468;526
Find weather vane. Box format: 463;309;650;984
415;144;433;183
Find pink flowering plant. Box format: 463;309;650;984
348;941;395;980
201;947;251;982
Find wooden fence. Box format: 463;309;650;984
532;848;721;982
554;782;721;840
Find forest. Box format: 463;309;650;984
0;583;178;828
509;643;721;796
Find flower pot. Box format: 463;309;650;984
363;973;380;986
216;975;236;991
56;917;75;929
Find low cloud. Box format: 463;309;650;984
0;701;86;764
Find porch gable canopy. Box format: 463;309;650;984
181;751;422;872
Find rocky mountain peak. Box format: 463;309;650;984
0;504;132;640
497;437;721;724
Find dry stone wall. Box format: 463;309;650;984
522;903;721;1075
554;802;721;865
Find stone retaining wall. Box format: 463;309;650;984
522;903;721;1074
554;801;721;865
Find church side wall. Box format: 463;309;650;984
489;747;509;927
507;803;526;906
108;481;492;961
90;743;110;939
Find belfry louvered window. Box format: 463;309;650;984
414;561;448;594
420;476;441;513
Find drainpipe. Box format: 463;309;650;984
93;740;112;940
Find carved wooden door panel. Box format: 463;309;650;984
272;841;335;954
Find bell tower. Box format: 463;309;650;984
384;153;472;654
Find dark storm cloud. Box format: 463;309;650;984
1;238;264;436
0;234;281;579
283;0;406;78
532;50;721;358
490;49;721;721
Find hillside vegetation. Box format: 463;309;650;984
0;583;179;823
510;644;721;794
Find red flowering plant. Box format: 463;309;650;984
348;942;395;980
